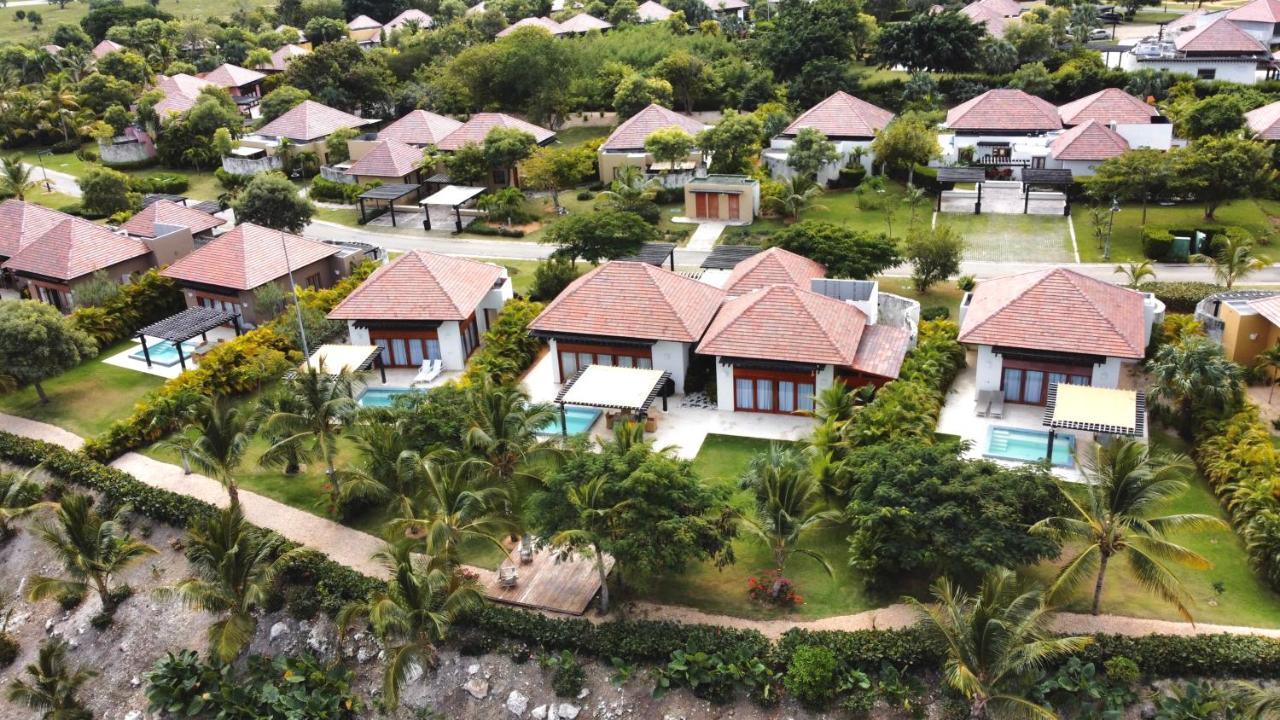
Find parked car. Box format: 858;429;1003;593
1089;28;1111;40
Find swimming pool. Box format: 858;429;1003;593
129;341;201;367
539;406;603;436
356;386;424;408
985;426;1075;468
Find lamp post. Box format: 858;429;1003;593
35;149;51;192
1104;196;1121;261
279;232;310;359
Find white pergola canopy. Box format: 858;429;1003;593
301;344;382;374
557;364;670;412
420;185;486;207
1042;383;1146;437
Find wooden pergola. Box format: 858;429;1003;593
135;307;241;371
935;167;988;214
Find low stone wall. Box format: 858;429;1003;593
319;166;355;184
98;138;155;166
221;154;282;175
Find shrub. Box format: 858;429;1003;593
1104;656;1141;685
130;174;189;195
460;299;545;386
1142;227;1174;260
846;320;965;446
576;191;594;201
69;269;185;349
284;585;320;620
146;651;361;718
921;306;949;321
834;165;867;189
529;256;581;302
90;611;114;629
0;633;17;668
1137;281;1222;314
784;645;839;709
543;650;587;697
956;274;976;292
653;186;684;204
58;587;86;611
466;223;526;237
309;176;372;204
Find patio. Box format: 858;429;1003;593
478;539;613;616
101;325;240;379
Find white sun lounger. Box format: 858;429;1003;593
989;392;1005;419
975;389;992;417
412;359;443;386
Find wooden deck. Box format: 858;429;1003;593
478;544;614;616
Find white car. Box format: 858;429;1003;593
1089;28;1111;40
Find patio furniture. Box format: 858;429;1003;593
989;393;1005;419
975;389;992;417
413;359;443;385
519;542;534;564
498;565;519;588
605;411;618;429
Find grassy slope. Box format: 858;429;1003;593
17;146;223;202
0;0;274;43
723;181;916;243
1073;198;1279;263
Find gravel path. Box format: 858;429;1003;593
0;412;83;450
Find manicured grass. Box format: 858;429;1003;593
464;258;548;297
0;0;275;43
555;125;612;148
876;276;966;319
724;181;918;244
1130;10;1183;21
938;212;1076;263
520;191;691;245
1023;433;1280;628
0;340;163;438
1072;198;1280;263
17;146;223;202
22;189;81;212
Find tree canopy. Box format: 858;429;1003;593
231;173;316;233
767;221;901;278
542;209;659;264
0;301;97;404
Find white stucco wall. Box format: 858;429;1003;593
1115;123;1173;151
438;321;465;370
765;137;876;184
975;345;1003;392
347;322;369;345
1092;356;1123;388
1120;55;1261;84
716;359;734;412
548;338;562;383
652;341;689;390
816;365;834;394
476;279;514;334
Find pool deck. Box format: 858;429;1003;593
102;327;239;379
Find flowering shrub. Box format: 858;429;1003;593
747;572;803;608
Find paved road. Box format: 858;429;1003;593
22;163;82;198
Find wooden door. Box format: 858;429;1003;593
727;193;740;219
694;191;708;218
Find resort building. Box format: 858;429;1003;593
200;63;267;115
434;113;556;187
763;91;894;184
597;103;708;182
1121;17;1271;84
371;109;462;148
683;175;760;223
225;100;378;172
636;1;673;21
119;199;223;244
347;14;384;45
1194;290;1280;367
383;8;433;36
1246;99;1280;139
343;139;428;192
255;43;310;73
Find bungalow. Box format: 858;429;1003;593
200;63;267;115
371;109;462;148
1044;120;1132;176
91;39;123;59
0;200;68;266
275;25;308;44
327;251;512;370
636;0;673;21
435;113;556;186
1056;87;1172;151
119;199;224;243
938;89;1063;174
496;17;569;36
1225;0;1280;47
151;74;216;120
1122;17;1271;84
1246;99;1280;139
383;8;433;37
256;43;310;74
344;139;426;191
957;268;1163;405
558;13;613;33
528;260;726;388
597;103;708;182
1194;290;1280;367
228;100;377;172
703;0;748;20
763;91;894;183
161;223;368;325
347;14;384;45
719;246;824;297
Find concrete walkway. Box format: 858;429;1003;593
685;222;729;252
0;413;83;451
21;163;82;197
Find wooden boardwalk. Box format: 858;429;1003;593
480;545;614;616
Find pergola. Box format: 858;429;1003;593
700;244;762;270
299;343;386;383
357;184;421;227
135;306;241;371
1041;383;1146;463
420;185;486;232
1021;168;1074;216
554;365;671;437
140;193;189;208
619;242;676;269
935;167;988;213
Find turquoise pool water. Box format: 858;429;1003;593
539;406;602;436
357;386;424;408
130;341;200;367
986;426;1075;467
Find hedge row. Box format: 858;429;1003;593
1137;281;1222;314
459;298;545;386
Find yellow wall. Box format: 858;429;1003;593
1221;303;1274;366
597;150;701;183
684;183;754;223
348;27;381;42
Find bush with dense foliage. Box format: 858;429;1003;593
68;269;185;349
1142;227;1174;260
529;256;582;302
1137;281;1222;314
766;221;901;279
309;176;377;204
784;644;840;709
460;299;545;386
146;650;361;718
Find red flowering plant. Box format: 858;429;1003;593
746;571;802;608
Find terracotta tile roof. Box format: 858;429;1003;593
1175;17;1268;53
345;139;424;178
347;14;382;29
496;16;567;37
722;247;825;296
384;8;434;30
255;100;375;143
161;223;338;291
601;104;707;152
201;63;265;89
946;89;1062;132
957;267;1146;359
1227;0;1280;23
260;43;310;72
436;113;556;151
1058;88;1158;126
782;91;894;139
2;218;151;281
91;39;123;59
850;324;911;378
119;200;223;238
0;200;72;259
1246;100;1280;140
1248;295;1280;326
529;260;725;343
697;285;868;366
153;73;216;117
1049;120;1130;161
637;1;673;20
559;13;612;32
960;1;1011;35
328;251;502;321
379;109;463;146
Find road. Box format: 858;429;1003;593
22;163;81;197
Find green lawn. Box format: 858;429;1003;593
876;276;966;319
724;181;918;244
1073;198;1280;263
520;191;691;245
938;213;1076;263
554;125;612;148
1130;10;1183;21
465;257;561;297
17;146;223;202
0;0;275;43
0;340;163;438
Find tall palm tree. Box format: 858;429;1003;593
167;396;252;507
1257;343;1280;403
907;568;1092;720
0;155;37;200
260;363;357;515
1031;439;1224;620
26;492;157;614
597;165;659;212
36;79;81;144
765;176;826;222
1192;233;1270;289
548;474;627;613
460;379;558;527
1148;336;1244;440
738;446;842;594
392;459;513;564
337;542;483;710
153;506;296;663
904;183;929;227
1114;259;1156;289
0;466;51;541
338;419;426;513
249;386;307;475
6;639;96;720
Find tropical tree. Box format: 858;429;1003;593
1257;343;1280;403
0;155;38;200
785;127;839;181
337;542;483;709
1191;230;1270;289
391;459;513;564
167;396;251;507
259;363;357;514
765;175;825;222
644;126;696;173
1148;336;1244;440
460;378;558;499
0;466;51;542
26;492;157;614
546;474;630;614
1031;438;1225;619
907;568;1092;720
338;418;426;513
5;639;96;720
738;446;842;595
154;506;294;663
0;301;96;404
476;186;525;228
1114;259;1156;288
231;172;315;233
596;165;660;213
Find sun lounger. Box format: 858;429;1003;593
989;392;1005;419
498;565;518;588
412;359;443;385
975;389;992;417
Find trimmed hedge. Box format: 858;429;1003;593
1142;228;1174;261
1137;281;1223;314
460;298;545;386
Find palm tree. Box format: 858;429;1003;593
547;474;627;613
6;639;96;720
392;459;513;564
154;506;295;663
907;568;1092;720
337;542;483;710
461;378;558;503
1031;439;1224;620
1148;336;1244;440
1257;343;1280;403
249;386;307;475
167;396;252;507
1231;682;1280;719
1114;259;1156;289
904;183;928;227
0;155;37;200
738;446;842;595
26;492;157;614
0;466;52;541
260;363;357;515
596;165;659;213
765;176;825;222
338;419;426;513
1191;232;1270;289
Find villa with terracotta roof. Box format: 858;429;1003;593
374;109;463;147
559;13;613;33
347;14;383;44
343;139;427;192
161;223;369;324
1122;15;1272;83
495;16;569;37
1044;120;1132;174
957;268;1163;406
328;251;512;370
1224;0;1280;47
151;74;217;120
636;0;673;21
383;8;433;36
719;247;825;297
597;104;708;182
435;113;556;186
938;89;1063;173
1246;99;1280;139
0;200;69;265
226;100;378;172
91;39;123;59
763;91;894;184
119;200;223;242
256;43;310;73
200;63;267;114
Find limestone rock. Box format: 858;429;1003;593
463;677;490;700
532;705;549;720
557;704;581;719
507;690;529;716
269;621;290;642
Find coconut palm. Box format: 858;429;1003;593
0;466;51;541
765;176;825;222
259;362;357;514
154;506;297;663
1256;343;1280;403
249;386;307;475
6;639;96;720
1031;438;1224;620
1114;259;1156;289
1191;232;1270;289
907;568;1092;720
547;474;628;613
0;155;37;200
391;459;513;563
738;446;842;594
167;396;252;507
26;492;157;614
597;165;659;211
337;542;483;710
904;183;929;227
461;378;558;498
1148;336;1244;440
336;418;425;513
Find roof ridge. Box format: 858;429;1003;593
794;286;864;362
642;262;700;336
413;250;467;317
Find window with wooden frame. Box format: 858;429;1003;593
731;367;816;414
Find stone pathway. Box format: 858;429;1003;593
685;222;728;251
